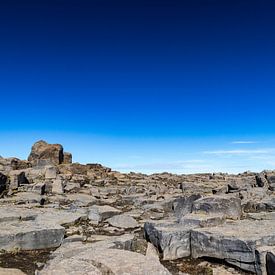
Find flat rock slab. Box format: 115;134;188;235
144;219;195;260
39;247;171;275
179;213;225;228
192;195;242;220
106;214;139;229
191;219;275;273
0;220;65;251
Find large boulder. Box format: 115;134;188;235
28;140;69;165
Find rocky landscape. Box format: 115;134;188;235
0;140;274;275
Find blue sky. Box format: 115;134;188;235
1;0;275;174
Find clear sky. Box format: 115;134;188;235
1;0;275;174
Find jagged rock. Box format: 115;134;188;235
144;219;194;260
191;219;275;273
88;205;121;224
106;214;139;229
192;195;242;219
28;140;68;165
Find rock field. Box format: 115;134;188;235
0;140;274;275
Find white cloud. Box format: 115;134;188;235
203;149;273;155
231;141;258;144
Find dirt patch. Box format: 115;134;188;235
0;249;53;275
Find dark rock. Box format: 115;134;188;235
266;252;275;275
0;172;7;195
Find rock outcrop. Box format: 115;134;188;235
0;140;274;275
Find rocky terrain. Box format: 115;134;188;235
0;140;274;275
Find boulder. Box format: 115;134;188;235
28;140;65;165
192;195;242;219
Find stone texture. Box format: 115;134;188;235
0;220;65;251
192;195;242;219
144;219;193;260
106;214;139;229
28;140;64;165
191;219;275;273
88;205;121;224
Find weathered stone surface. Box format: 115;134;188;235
63;152;72;164
0;267;26;275
179;213;225;227
255;245;275;275
39;244;171;275
88;205;121;224
52;179;64;194
0;220;65;251
106;214;139;229
45;166;57;179
192;195;242;219
172;194;202;218
28;140;64;165
144;219;193;260
9;170;29;190
191;219;275;273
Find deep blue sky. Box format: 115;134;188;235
1;0;275;173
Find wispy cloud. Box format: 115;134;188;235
231;141;258;144
114;159;208;171
203;149;273;155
